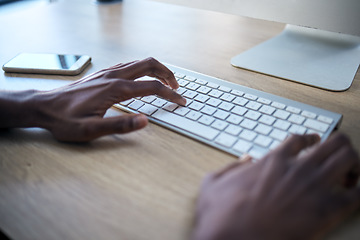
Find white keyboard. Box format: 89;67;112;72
115;64;342;160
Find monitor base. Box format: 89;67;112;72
231;25;360;91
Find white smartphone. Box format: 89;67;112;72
2;53;91;75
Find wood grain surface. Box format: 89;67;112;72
0;0;359;239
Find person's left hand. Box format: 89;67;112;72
28;58;185;142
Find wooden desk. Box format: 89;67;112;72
1;0;359;239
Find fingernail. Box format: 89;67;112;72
133;115;148;128
180;97;187;106
238;154;252;163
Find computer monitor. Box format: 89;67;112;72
153;0;360;91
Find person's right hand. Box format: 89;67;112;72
193;133;360;240
1;58;185;142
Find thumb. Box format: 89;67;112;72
83;114;148;140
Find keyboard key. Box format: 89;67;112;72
307;129;323;137
209;89;223;98
152;109;219;140
233;139;252;153
194;93;210;102
218;86;231;92
176;87;187;95
233;97;248;106
163;102;178;112
197;86;211;94
215;133;237;148
257;97;271;105
273;119;291;131
138;104;158;116
220;93;236;102
269;140;281;150
195;79;208;85
198;115;215;125
174;107;190;116
240;130;257;141
245;101;262;111
218;102;235;111
286;106;301;114
254;135;272;148
317;115;333;124
254;124;272;135
207;98;222;107
304;119;329;132
273;109;290;120
186;82;200;91
270;129;288;141
249;146;268;160
258;115;276;126
244;110;261;121
288;124;307;135
214;110;230;120
207;82;219;88
152;98;167;107
119;99;134;106
174;72;185;78
231;89;244;97
244;93;257;100
259;105;276;115
201;105;217;115
178;79;189;87
128;100;144;110
141;96;157;103
189;101;205;111
184;98;192;106
211;120;228;131
288;114;305;125
226;114;243;125
225;124;242;136
301;110;317;119
183;90;197;99
271;101;286;109
240;119;257;130
231;106;247;116
184;75;196;81
186;110;202;121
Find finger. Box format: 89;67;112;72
212;154;252;179
302;132;352;166
212;161;243;179
117;80;186;106
113;57;179;89
78;114;148;141
318;144;360;187
271;134;320;159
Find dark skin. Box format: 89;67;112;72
1;58;359;239
0;57;185;141
193;133;360;240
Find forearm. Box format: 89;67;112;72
0;90;46;129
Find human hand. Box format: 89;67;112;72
193;133;360;240
24;58;185;142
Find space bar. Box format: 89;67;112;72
152;109;219;141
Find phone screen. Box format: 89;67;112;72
6;53;82;70
3;53;91;75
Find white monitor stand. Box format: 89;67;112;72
231;25;360;91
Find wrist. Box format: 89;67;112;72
0;90;49;129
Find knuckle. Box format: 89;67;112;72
145;57;158;67
334;132;351;145
150;80;165;92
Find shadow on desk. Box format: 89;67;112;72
0;128;138;152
